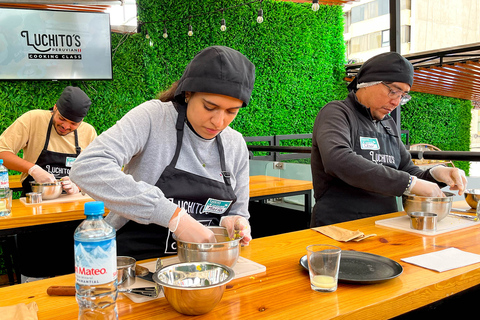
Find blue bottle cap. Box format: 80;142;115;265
0;159;3;164
84;201;105;216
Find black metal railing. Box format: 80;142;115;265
245;134;480;162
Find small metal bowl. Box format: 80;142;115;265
402;192;454;221
117;256;136;288
30;180;62;200
176;226;243;267
409;212;437;231
26;192;42;204
464;189;480;209
153;262;234;315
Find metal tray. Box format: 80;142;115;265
300;250;403;284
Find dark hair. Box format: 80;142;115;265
157;80;180;102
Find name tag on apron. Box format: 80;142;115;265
65;157;76;167
202;198;232;215
360;137;380;150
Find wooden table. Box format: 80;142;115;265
2;208;480;319
1;175;312;232
249;175;312;221
0;198;96;234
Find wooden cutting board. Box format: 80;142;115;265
124;256;267;303
20;192;92;206
375;214;480;236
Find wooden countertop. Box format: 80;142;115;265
2;208;480;319
249;175;312;198
1;175;312;230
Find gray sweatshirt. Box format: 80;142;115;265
70;100;250;230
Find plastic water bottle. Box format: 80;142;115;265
74;201;118;320
0;159;11;216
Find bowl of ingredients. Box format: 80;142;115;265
30;180;62;200
464;189;480;209
402;192;454;221
176;226;243;267
153;262;234;315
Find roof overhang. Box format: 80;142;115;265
0;0;121;12
345;43;480;104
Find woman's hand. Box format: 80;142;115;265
169;208;216;243
220;215;252;246
430;166;467;195
60;177;80;195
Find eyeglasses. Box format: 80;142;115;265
381;82;411;105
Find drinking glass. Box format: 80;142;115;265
306;244;341;292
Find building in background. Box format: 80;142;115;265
343;0;479;63
343;0;480;165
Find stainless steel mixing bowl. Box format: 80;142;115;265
402;191;454;221
153;262;235;315
176;226;243;267
464;189;480;209
30;180;62;200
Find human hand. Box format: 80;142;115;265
220;215;252;246
169;208;216;243
60;176;80;195
410;178;445;197
430;166;467;195
29;165;55;183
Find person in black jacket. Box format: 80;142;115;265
310;52;466;227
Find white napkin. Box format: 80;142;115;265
401;248;480;272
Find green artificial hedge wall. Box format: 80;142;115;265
0;0;473;173
402;92;472;173
137;0;346;141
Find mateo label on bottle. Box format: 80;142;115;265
74;238;117;285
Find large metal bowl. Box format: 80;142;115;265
464;189;480;209
153;262;234;315
30;180;62;200
176;226;243;267
402;192;454;221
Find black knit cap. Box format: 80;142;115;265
174;46;255;107
348;52;414;92
55;86;91;122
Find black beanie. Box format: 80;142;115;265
55;86;91;122
348;52;414;92
174;46;255;107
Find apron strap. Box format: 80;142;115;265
170;102;186;167
215;134;232;186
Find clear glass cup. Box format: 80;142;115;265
0;189;12;217
306;244;341;292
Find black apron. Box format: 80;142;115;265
18;116;82;277
117;103;237;261
312;120;401;226
21;116;81;195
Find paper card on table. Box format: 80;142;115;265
312;225;376;242
0;302;38;320
401;248;480;272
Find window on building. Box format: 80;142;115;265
378;0;389;16
381;29;390;47
351;5;365;23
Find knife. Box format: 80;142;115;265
135;265;155;282
135;259;163;283
46;285;159;298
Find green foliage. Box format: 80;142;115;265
0;0;472;173
401;92;472;173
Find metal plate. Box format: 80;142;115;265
299;250;403;284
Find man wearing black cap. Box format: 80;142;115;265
310;52;467;227
0;86;96;282
0;86;97;195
